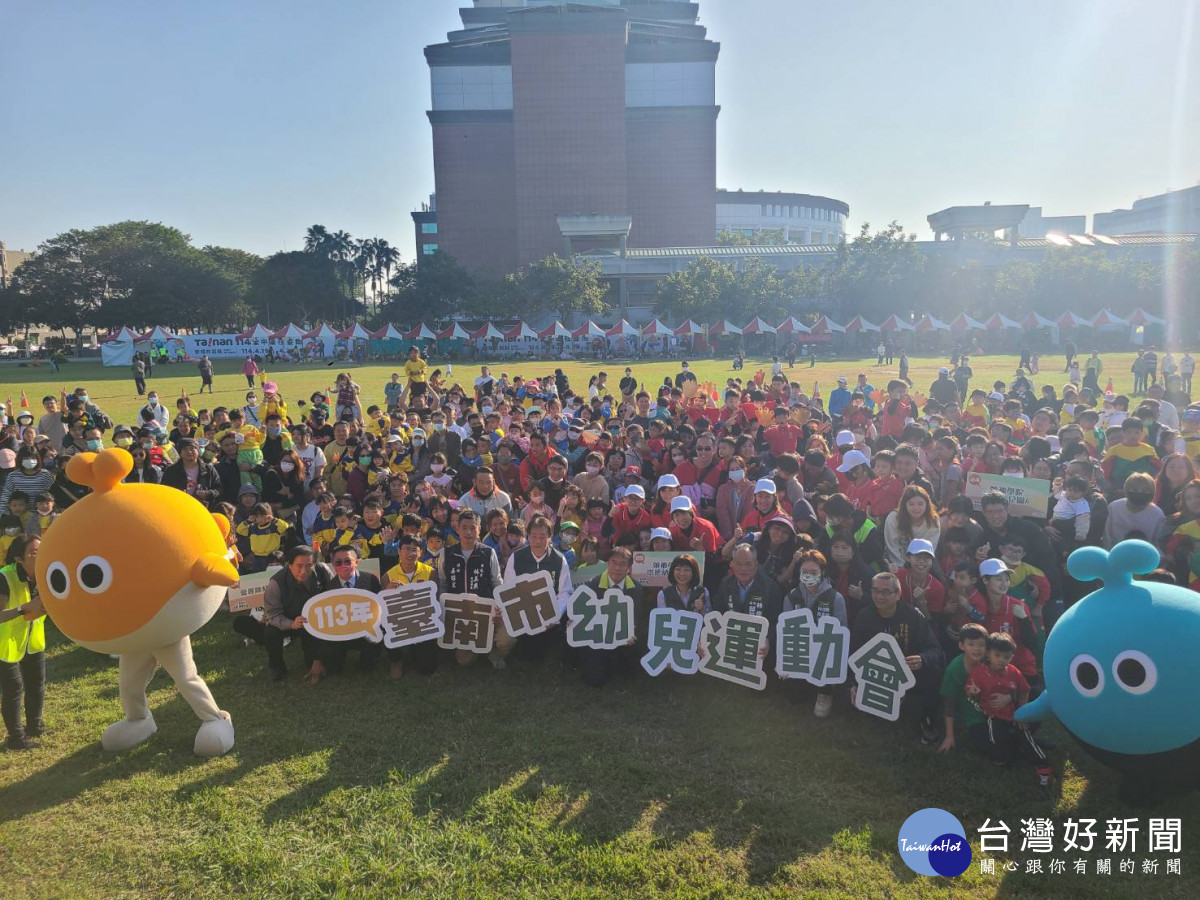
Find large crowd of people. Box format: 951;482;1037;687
2;342;1198;793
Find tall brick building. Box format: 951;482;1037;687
420;0;719;275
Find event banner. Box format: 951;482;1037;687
631;551;706;588
963;472;1051;520
291;574;913;720
181;334;337;359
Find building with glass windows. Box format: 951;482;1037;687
715;190;849;245
417;0;720;274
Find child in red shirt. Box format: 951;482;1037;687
863;449;903;519
897;539;946;618
969;559;1039;680
964;632;1052;783
764;408;804;459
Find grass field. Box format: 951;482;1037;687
1;350;1142;431
3;352;1198;899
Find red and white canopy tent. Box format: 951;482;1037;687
1089;309;1128;327
238;324;273;341
1129;308;1166;327
370;324;405;341
844;315;880;334
337;323;372;342
571;320;607;341
270;323;307;341
403;323;437;341
538;320;572;340
504;321;538;341
984;312;1022;330
880;314;915;333
810;315;846;335
915;314;950;333
605;318;639;338
741;316;777;335
437;323;470;341
776;316;811;335
1022;312;1057;329
469;322;505;342
101;326;141;344
948;313;986;331
673;319;706;336
1057;311;1090;329
707;319;743;337
641;317;673;337
304;323;339;343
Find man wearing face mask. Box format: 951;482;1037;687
972;492;1062;600
138;392;169;431
1103;472;1166;549
425;410;461;470
260;413;295;468
161;438;224;510
0;449;54;515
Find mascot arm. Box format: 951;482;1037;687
1015;691;1053;723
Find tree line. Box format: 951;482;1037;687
1;219;1193;349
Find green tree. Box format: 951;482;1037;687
248;251;356;327
508;254;609;321
383;252;479;324
814;221;926;320
654;256;737;323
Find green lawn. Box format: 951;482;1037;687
3;352;1196;899
3;350;1137;430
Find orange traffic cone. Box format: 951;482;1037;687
812;381;821;399
1105;377;1114;395
19;391;29;409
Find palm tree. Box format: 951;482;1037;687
354;238;376;315
304;224;330;254
374;239;400;313
327;230;354;320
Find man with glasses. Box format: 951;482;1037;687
323;546;382;677
246;546;337;683
850;572;945;744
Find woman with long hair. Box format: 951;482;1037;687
1155;453;1196;519
882;484;940;568
656;554;710;614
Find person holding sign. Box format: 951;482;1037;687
503;515;572;663
260;545;337;683
384;535;437;678
850;572;944;744
324;545;383;677
439;510;511;668
577;547;641;688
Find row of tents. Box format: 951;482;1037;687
101;307;1168;347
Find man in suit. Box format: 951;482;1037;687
325;544;383;676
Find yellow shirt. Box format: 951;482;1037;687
404;359;427;384
384;560;434;587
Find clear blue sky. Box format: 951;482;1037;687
3;0;1196;260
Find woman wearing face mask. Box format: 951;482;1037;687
0;449;54;515
1104;472;1166;549
262;449;307;520
783;549;848;718
825;535;874;626
242;392;262;428
714;455;754;541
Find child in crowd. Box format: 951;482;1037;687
998;538;1050;629
897;539;945;620
25;493;58;537
235;502;294;573
1049;475;1092;548
964;632;1053;786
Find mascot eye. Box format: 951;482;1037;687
46;562;71;599
1069;654;1104;697
1112;651;1157;695
76;556;113;594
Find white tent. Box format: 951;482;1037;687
707;319;743;336
810;316;845;334
538;321;572;339
238;324;273;340
880;315;914;333
470;322;505;341
1022;312;1057;329
337;324;371;341
572;320;607;340
915;315;950;332
606;319;639;337
403;323;437;341
304;323;339;342
776;316;811;335
100;327;139;366
641;318;673;337
504;322;538;341
139;325;182;343
742;316;777;335
371;324;405;341
437;323;470;341
1057;311;1090;328
948;313;986;331
271;323;307;341
984;313;1022;330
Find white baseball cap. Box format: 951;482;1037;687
670;496;694;514
907;539;935;557
835;430;856;447
979;558;1012;577
650;527;672;542
838;376;848;383
836;450;870;473
754;478;777;495
987;392;1005;403
624;484;645;499
939;367;950;375
656;474;680;491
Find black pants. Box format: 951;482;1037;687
579;645;637;688
968;717;1048;766
387;641;439;675
233;616;324;673
246;374;256;388
134;376;146;395
1;652;45;741
322;638;380;675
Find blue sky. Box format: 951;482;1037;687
3;0;1196;260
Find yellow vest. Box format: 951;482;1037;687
0;563;45;662
385;561;434;586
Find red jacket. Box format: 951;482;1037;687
610;503;652;546
670;515;722;552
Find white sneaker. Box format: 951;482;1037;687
814;694;833;718
283;636;292;648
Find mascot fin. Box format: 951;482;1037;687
192;552;240;588
1015;691;1053;723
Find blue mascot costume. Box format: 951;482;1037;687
1016;540;1200;804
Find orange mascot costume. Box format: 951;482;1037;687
36;449;239;756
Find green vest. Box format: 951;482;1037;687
0;563;45;662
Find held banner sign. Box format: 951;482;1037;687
631;551;705;588
963;473;1051;520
